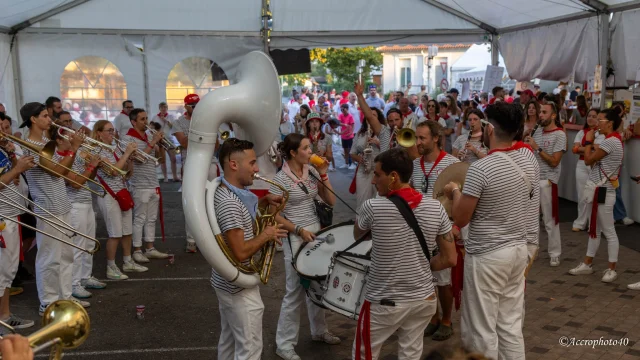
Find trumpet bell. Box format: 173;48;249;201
432;162;470;218
397;128;416;148
220;131;230;141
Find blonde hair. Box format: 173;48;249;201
91;120;112;141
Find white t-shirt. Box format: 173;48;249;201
348;102;362;134
151;113;175;137
287;102;301;119
113;113;132;137
532;129;567;183
358;196;450;302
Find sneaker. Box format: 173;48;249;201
145;248;169;259
72;285;92;299
72;299;90;308
82;277;107;289
38;304;48;317
185;241;198;253
348;163;357;170
339;164;347;169
622;217;634;226
106;265;129;280
123;261;149;273
311;331;341;345
550;257;560;267
628;281;640;290
569;262;594;275
275;348;301;360
9;287;23;296
602;269;618;283
133;251;150;263
1;314;34;329
328;165;336;172
571;227;583;232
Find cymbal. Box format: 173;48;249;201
433;162;470;217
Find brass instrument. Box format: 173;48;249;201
0;300;90;360
396;117;416;148
0;132;106;198
114;138;159;165
362;127;374;173
267;142;279;164
220;131;230;141
214;174;289;284
146;124;180;154
50;123;115;153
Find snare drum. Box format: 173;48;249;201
322;253;370;320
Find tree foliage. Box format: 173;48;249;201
321;47;382;84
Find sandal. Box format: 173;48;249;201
432;323;454;341
424;322;440;337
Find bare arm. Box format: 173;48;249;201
430;231;457;271
174;132;188;149
224;225;286;262
583;144;608;166
451;189;479;228
539;150;563;168
354;82;382;135
316;176;336;206
353;222;369;240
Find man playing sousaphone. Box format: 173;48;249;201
211;138;287;360
443;102;538;359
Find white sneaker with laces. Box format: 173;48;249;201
312;332;341;345
569;262;594;275
348;163;357;170
82;277;107;289
72;285;92;299
602;269;618;283
107;265;129;280
628;281;640;290
145;248;169;259
133;251;150;263
275;348;301;360
72;298;90;308
622;217;634;225
38;304;48;316
549;257;560;267
123;261;149;273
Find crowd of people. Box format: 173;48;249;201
1;75;639;360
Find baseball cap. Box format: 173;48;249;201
369;84;377;90
517;89;535;97
184;94;200;106
341;91;349;98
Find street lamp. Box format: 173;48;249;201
357;59;366;83
424;45;438;94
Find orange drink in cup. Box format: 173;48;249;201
310;154;326;168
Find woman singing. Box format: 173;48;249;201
271;133;339;360
92;120;147;280
571;109;600;232
349;108;384;209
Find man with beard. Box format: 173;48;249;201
524;103;566;267
398;98;419;132
365;85;385;110
383;91;404;117
45;97;90;134
410;120;460;341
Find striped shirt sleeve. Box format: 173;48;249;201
357;199;374;230
437;204;452;235
462;162;488;199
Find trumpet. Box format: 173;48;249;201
113;138;159;165
0;300;90;360
220;131;230;141
50;123;115;153
77;149;128;178
396;117;416;148
146;125;180;154
0;132;106;198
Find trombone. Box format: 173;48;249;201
146;124;180;154
0;300;90;360
113;138;159;165
0;132;106;198
396;117;417;148
0;179;101;254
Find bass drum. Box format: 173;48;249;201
322;252;370;320
294;221;371;308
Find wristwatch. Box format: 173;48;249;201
536;148;543;154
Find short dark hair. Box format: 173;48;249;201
541;102;557;116
492;86;504;96
129;108;146;121
150;121;162;131
122;100;133;108
20;102;47;128
58;111;71;117
374;148;413;183
386;108;402;119
0;112;8;123
438;101;448;109
370;107;386;126
602;108;622;130
485;102;523;141
218;138;254;170
45;96;61;108
277;133;305;160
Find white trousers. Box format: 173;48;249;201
461;244;527;360
70;203;96;286
215;286;264;360
97;194;132;238
540;180;561;258
35;212;74;306
131;187;159;248
586;190;619;263
0;218;20;291
275;222;328;351
573;160;591;230
352;298;437;360
355;170;376;211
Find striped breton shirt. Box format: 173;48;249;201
462;149;537;255
411;153;459;199
358;197;451;302
122;134;159;189
519;147;541;246
378;125;394;152
270;167;321;228
589;136;623;192
211;186;255;294
24;137;72;216
452;136;487;164
96;147;126;193
532;128;566;183
0;149;25;218
65;156;92;204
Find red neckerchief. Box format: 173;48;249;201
308;131;321;144
56;150;74;157
420;150;447;179
440;113;450;120
580;128;596;160
426;114;439;122
120;110;127;116
543;127;564;133
402;110;413;118
606;131;623;144
387;187;423;209
488;141;532;155
157;112;168;118
126;128;151;147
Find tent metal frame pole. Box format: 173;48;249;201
142;36;150;113
10;0;91;34
597;13;609;110
491;36;499;66
10;35;22;113
261;0;270;53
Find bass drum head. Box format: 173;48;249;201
294;220;371;281
322;253;371;320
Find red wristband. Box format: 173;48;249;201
320;174;329;181
452;224;461;232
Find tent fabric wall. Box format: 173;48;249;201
17;33;146;110
498;17;597;82
144;35;263;111
0;34;17;132
610;9;640;86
